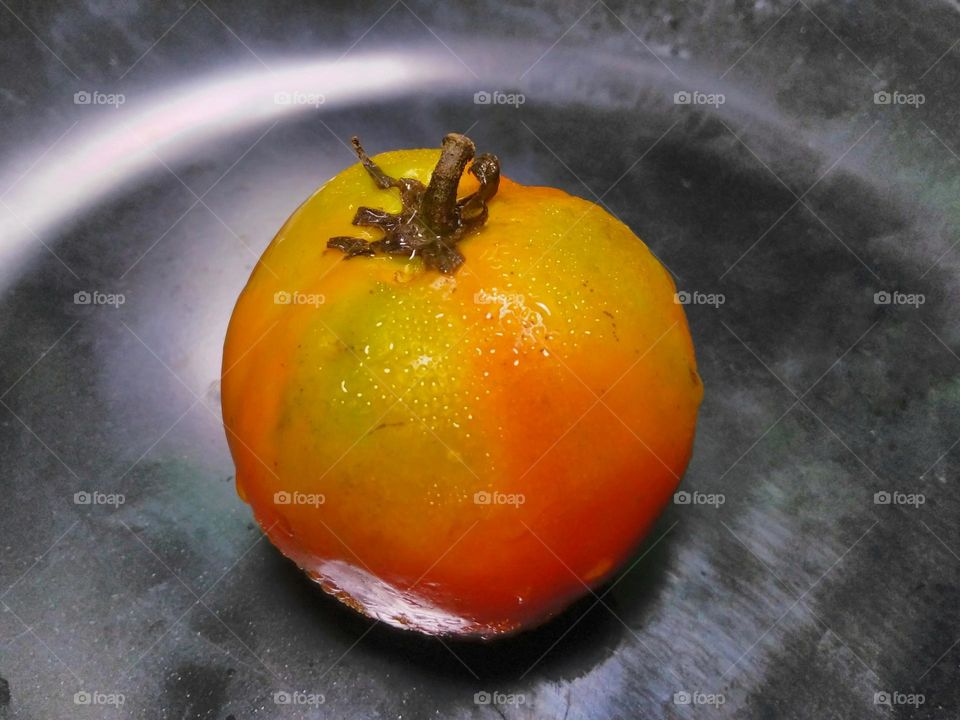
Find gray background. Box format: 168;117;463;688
0;1;959;718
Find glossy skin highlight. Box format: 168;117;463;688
221;147;703;637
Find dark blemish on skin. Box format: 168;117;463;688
603;310;620;342
372;421;407;433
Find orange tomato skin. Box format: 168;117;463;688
222;148;702;637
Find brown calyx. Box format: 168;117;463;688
327;133;500;275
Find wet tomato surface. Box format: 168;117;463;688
222;135;702;637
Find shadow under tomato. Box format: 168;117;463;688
278;520;677;686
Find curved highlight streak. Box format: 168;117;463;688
0;51;465;286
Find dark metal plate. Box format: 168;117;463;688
1;2;958;718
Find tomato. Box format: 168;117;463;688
221;133;702;637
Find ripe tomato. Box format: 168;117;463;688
222;134;702;637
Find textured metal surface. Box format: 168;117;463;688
1;1;959;718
